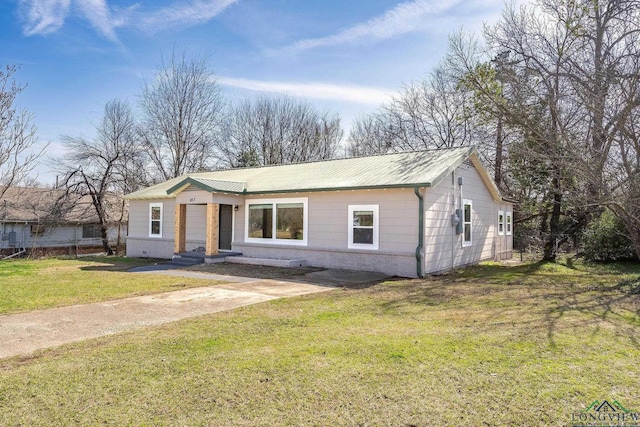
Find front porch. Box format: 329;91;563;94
173;202;235;258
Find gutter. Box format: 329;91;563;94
126;182;436;201
414;187;424;278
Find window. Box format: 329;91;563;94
82;224;102;239
348;205;379;250
506;212;512;235
246;198;307;245
248;204;273;239
31;224;45;235
149;203;163;238
498;210;505;235
463;199;472;247
276;203;304;240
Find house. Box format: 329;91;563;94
0;187;127;257
125;146;513;278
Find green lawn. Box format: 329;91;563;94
0;256;226;314
1;258;639;426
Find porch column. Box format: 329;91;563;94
205;203;219;256
174;204;187;253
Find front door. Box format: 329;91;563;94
219;204;233;250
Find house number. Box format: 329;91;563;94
189;197;196;203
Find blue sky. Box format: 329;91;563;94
0;0;512;183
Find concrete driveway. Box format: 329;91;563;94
0;268;390;359
0;277;333;359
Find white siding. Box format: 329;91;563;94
422;177;456;274
237;189;418;253
126;198;176;259
234;189;420;277
423;161;513;274
175;188;244;207
125;169;512;276
127;195;244;259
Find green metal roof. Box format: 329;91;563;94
166;177;247;195
126;146;489;200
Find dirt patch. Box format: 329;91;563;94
185;262;324;279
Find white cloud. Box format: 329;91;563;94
282;0;461;53
138;0;240;34
218;77;394;105
74;0;122;41
19;0;71;36
18;0;238;40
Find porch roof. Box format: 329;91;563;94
125;146;502;201
165;177;247;195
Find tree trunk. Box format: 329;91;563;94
540;211;548;234
100;225;114;256
629;227;640;262
115;199;126;256
116;223;122;257
494;116;503;189
543;174;562;261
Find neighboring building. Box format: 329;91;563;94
125;147;513;278
0;187;127;256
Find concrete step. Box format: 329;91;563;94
172;251;243;266
178;251;206;259
170;255;204;266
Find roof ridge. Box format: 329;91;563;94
190;176;246;183
191;145;474;176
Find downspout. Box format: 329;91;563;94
452;171;456;271
414;187;424;278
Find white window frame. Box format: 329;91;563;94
149;203;163;238
498;210;505;236
463;199;472;247
245;197;308;246
348;204;379;250
506;211;513;236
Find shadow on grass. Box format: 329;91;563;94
449;260;548;284
541;275;640;348
377;259;640;348
78;257;165;272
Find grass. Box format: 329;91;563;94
1;257;639;425
0;256;227;314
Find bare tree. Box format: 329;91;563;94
347;114;386;157
560;0;640;259
221;95;342;167
0;65;45;198
58;99;141;255
450;0;640;259
139;50;226;181
347;59;479;156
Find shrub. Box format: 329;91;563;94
582;209;638;262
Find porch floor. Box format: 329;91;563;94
171;251;243;266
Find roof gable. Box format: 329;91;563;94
166;177;247;195
469;153;502;202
